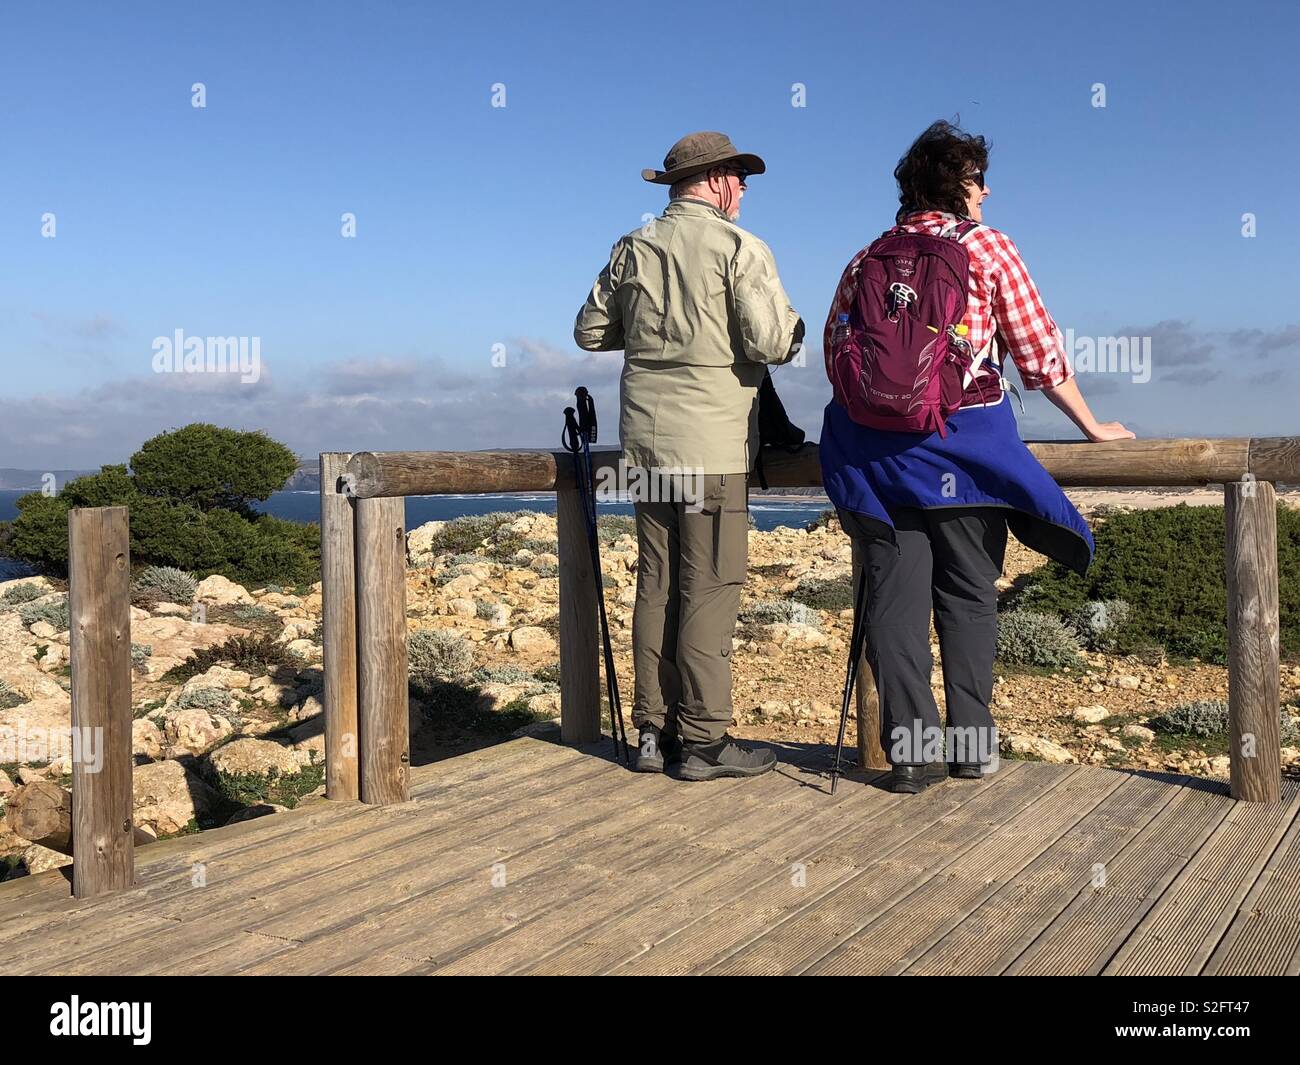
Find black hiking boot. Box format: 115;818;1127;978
679;734;777;781
889;762;948;794
635;724;681;773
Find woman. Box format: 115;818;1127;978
820;120;1133;794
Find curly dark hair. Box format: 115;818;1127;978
894;120;990;223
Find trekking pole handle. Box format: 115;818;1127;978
575;386;598;445
562;407;582;454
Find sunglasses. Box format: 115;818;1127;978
720;167;750;185
968;170;985;190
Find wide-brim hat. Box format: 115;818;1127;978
641;131;766;185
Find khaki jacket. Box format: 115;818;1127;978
574;198;802;474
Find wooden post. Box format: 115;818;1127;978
850;539;888;771
354;496;410;805
67;506;134;898
1225;479;1281;803
320;453;359;800
557;487;601;744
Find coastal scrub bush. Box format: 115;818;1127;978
0;583;45;608
597;514;637;544
0;680;26;710
5;425;317;587
177;686;231;711
1151;698;1300;745
19;596;69;632
424;513;530;557
408;629;474;682
738;599;820;634
163;634;291;683
792;576;855;612
1068;598;1133;653
131;643;152;674
1006;503;1300;664
132;565;198;605
995;609;1083;669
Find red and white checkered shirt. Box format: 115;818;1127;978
823;210;1074;396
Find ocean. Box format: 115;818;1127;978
0;489;830;536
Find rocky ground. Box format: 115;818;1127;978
2;488;1298;879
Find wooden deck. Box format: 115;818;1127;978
3;733;1299;975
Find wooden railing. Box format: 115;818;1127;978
28;435;1296;898
326;436;1298;809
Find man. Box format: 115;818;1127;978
574;131;804;781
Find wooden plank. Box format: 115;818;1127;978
3;745;610;972
67;506;134;899
1248;436;1300;484
340;437;1300;498
1005;776;1234;975
345;758;881;977
908;773;1191;975
320;452;359;800
490;771;897;975
615;763;1036;975
804;767;1130;975
0;736;556;925
0;740;592;961
236;755;802;974
1103;779;1300;974
1204;800;1300;975
354;495;409;804
556;485;600;744
1225;479;1282;802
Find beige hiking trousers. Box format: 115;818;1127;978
631;473;749;746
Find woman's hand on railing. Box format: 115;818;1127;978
1083;420;1136;442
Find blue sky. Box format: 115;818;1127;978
2;0;1297;469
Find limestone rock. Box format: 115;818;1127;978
1121;724;1156;744
163;707;234;753
132;718;165;759
195;574;255;606
1072;705;1111;724
208;737;302;778
1006;734;1075;764
133;760;219;836
510;626;557;657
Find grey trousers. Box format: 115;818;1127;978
840;506;1008;766
632;474;749;746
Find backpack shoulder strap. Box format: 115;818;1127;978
941;218;981;244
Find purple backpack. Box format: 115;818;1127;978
828;219;986;439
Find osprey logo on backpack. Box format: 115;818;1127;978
828;219;988;439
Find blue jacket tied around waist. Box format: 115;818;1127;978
819;395;1095;576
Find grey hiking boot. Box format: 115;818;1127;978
679;734;777;781
635;724;681;773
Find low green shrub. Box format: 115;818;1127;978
0;583;45;608
177;686;231;711
1151;698;1300;745
1068;598;1133;653
163;634;292;683
1008;503;1300;664
996;609;1084;669
18;596;69;631
597;514;636;544
409;629;475;682
132;565;198;605
0;680;26;710
739;598;820;632
792;576;855;612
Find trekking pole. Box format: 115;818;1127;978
562;395;631;765
830;562;870;794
